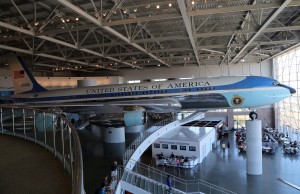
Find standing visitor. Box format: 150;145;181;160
222;143;226;153
166;174;172;192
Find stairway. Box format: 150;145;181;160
122;170;185;194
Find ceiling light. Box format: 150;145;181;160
241;59;245;62
169;3;172;7
61;18;65;23
158;64;160;67
146;5;150;8
75;17;79;21
34;22;39;26
123;10;127;14
103;12;107;16
134;8;137;12
191;1;195;5
66;18;70;22
156;5;160;9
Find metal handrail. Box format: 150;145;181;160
123;159;237;194
122;115;178;165
0;105;84;194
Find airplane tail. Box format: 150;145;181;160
10;56;47;94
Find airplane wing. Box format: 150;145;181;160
18;97;182;114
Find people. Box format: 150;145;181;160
227;142;230;149
176;157;180;168
166;175;172;192
101;175;110;191
180;155;184;168
111;161;118;180
96;182;106;194
222;143;226;153
170;152;174;158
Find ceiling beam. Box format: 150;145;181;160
0;43;111;72
0;21;141;69
55;0;171;68
103;13;181;26
188;1;300;16
177;0;201;66
230;0;292;64
220;0;257;66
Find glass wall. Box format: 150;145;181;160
273;47;300;134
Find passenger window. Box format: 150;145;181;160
162;144;168;149
154;143;160;148
189;146;196;151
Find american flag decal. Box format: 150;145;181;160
14;70;25;79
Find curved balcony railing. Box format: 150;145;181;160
0;105;84;194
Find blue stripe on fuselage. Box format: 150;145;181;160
214;76;275;90
13;76;276;104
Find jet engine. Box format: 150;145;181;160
89;110;147;127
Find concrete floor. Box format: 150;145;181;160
79;127;300;194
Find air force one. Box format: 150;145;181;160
4;57;296;115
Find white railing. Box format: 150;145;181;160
122;159;237;194
0;105;84;194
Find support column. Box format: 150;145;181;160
246;120;262;175
125;125;144;133
91;125;101;138
103;126;125;143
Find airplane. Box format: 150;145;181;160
2;56;296;126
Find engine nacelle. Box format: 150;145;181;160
124;111;147;127
89;111;147;127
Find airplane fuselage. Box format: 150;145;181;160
9;76;294;109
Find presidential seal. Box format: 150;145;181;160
231;95;244;106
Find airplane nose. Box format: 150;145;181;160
290;87;296;94
278;84;296;94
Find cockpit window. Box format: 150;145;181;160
273;81;280;86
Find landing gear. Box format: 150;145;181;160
249;111;258;120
